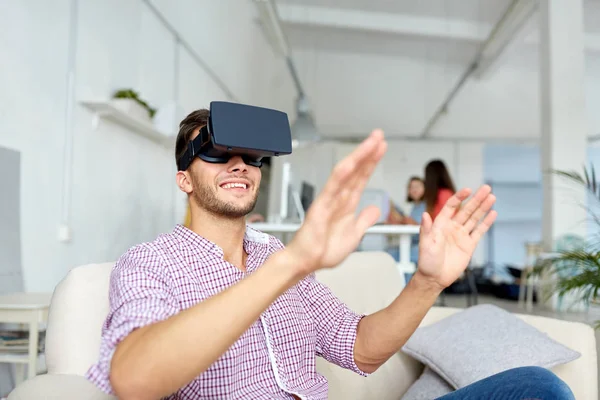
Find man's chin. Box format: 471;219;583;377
193;191;257;220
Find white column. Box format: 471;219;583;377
539;0;587;309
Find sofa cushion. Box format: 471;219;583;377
400;367;453;400
315;252;422;400
402;304;581;389
45;263;114;376
8;373;116;400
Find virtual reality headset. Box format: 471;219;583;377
177;101;293;171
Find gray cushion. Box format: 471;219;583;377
401;367;454;400
401;304;581;389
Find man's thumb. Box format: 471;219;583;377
356;206;380;235
421;212;432;235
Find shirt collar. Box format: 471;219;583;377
172;224;270;257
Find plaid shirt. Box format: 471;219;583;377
86;224;366;399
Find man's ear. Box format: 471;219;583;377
176;170;193;194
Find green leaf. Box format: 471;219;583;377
111;88;156;119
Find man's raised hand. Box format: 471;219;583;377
286;130;387;274
416;185;497;289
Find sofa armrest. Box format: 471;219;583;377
8;374;116;400
421;306;598;400
516;312;598;400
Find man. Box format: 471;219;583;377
86;108;574;399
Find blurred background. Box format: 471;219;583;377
2;0;600;395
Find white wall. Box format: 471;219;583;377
0;0;295;292
269;139;486;264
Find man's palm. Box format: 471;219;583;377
417;186;497;288
287;130;387;273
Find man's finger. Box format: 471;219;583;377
320;130;384;201
433;188;471;228
346;140;388;208
345;129;384;168
470;210;498;242
348;130;386;195
420;212;433;236
453;185;492;226
331;140;387;221
463;194;496;233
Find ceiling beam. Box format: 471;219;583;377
471;0;538;79
524;30;600;52
419;0;539;138
275;3;489;43
320;134;540;144
276;3;600;54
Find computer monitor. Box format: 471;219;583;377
279;162;304;222
300;181;315;212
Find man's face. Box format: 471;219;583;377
184;142;261;219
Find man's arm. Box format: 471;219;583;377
353;271;442;373
110;249;306;400
353;185;496;374
294;273;368;376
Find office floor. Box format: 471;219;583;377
443;294;600;386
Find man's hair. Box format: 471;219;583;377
175;109;209;169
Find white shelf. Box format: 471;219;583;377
80;100;174;149
0;352;33;364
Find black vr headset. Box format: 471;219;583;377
177;101;293;171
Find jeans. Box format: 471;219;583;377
436;366;575;400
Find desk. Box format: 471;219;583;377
0;293;52;385
249;223;420;277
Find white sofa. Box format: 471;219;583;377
8;252;598;399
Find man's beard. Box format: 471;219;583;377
191;179;258;219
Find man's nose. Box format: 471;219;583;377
227;156;248;172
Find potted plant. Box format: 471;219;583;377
111;89;157;122
532;166;600;327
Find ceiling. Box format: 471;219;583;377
262;0;600;141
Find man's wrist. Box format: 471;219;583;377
409;270;445;295
267;249;311;284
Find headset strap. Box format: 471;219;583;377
177;126;208;171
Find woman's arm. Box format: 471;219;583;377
386;202;405;224
403;216;419;225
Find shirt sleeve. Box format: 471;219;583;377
296;274;369;377
432;188;454;220
85;244;181;394
266;235;368;376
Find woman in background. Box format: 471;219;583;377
403;176;426;227
386;176;425;282
405;177;426;266
423;159;456;221
386;176;425;227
